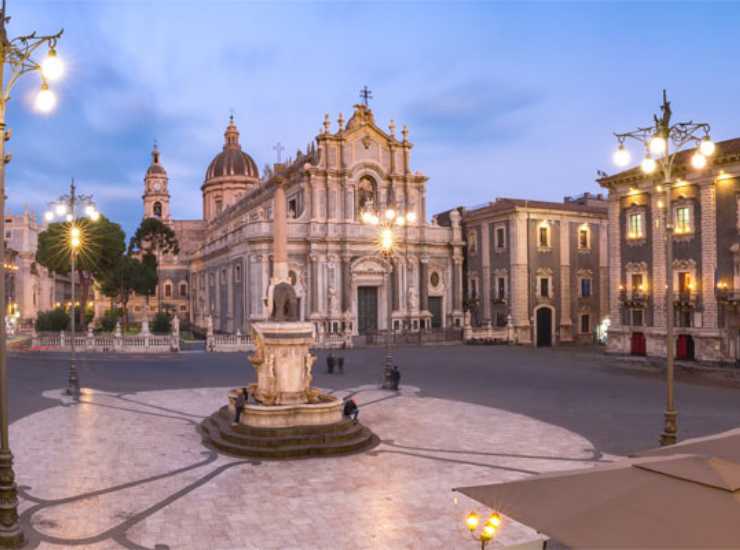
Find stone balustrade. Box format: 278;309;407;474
31;330;179;353
206;332;254;352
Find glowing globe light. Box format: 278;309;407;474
699;138;716;157
641;156;657;174
41;48;64;82
396;215;406;226
44;211;54;222
691;152;707;170
54;203;68;216
649;136;667;155
380;227;394;252
361;211;372;224
406;211;417;223
65;213;73;222
385;208;396;221
90;211;100;222
613;145;631;167
465;512;480;532
84;205;95;217
34;82;57;113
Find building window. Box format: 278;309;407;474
179;283;187;297
496;277;506;300
678;272;692;293
468;231;478;254
631;309;644;326
179;305;187;312
538;225;550;248
234;265;242;282
674;205;693;234
215;199;223;216
631;273;644;293
164;283;172;298
430;272;440;288
578;225;590;250
539;277;550;298
627;211;645;240
580;278;592;298
495;312;507;327
153;202;162;218
495;226;506;250
580;314;590;334
209;273;215;287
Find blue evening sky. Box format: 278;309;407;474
7;1;740;238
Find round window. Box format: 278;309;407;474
430;272;440;287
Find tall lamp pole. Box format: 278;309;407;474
611;90;715;446
361;203;416;389
44;182;100;400
0;0;63;545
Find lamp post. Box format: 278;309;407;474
0;1;63;545
361;204;417;389
44;181;99;400
611;90;714;446
464;510;503;549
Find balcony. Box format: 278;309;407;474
674;290;697;307
619;289;648;307
716;285;740;304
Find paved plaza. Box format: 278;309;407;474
7;345;740;549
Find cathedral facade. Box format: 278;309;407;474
133;103;462;338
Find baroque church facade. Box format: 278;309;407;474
127;102;462;337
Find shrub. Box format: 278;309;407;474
98;309;122;332
35;307;69;332
150;312;172;334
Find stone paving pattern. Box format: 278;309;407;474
12;385;613;549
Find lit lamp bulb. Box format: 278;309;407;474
488;513;502;528
641;156;657;174
465;512;480;532
84;205;95;217
65;213;73;222
613;144;631;167
370;214;379;225
361;211;372;224
44;211;54;222
396;215;406;226
406;211;417;223
34;82;57;113
380;227;394;252
699;137;716;157
385;208;396;221
41;48;64;82
55;203;67;216
481;524;496;541
691;152;707;170
90;210;100;221
649;135;667;155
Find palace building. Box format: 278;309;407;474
452;194;609;346
598;138;740;362
126;102;462;338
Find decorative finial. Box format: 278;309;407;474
388;119;396;137
402;125;409;142
337;112;345;131
273;141;285;163
323;113;331;133
229;107;236;123
359;85;373;107
152;139;160;164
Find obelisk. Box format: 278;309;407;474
272;176;289;284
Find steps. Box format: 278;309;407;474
201;406;379;460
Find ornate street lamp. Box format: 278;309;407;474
611;90;714;446
361;203;417;389
464;510;503;549
45;181;99;400
0;1;64;545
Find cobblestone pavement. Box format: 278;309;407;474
12;385;615;550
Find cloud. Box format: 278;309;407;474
403;79;543;144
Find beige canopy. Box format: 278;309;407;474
635;426;740;462
455;453;740;549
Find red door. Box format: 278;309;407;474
631;332;646;356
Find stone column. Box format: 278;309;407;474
608;195;622;327
310;254;319;315
481;222;491;322
559;219;572;341
700;182;718;329
651;191;667;328
341;255;352;313
453;257;463;312
599;220;609;322
509;212;530;339
311;178;321;220
345;185;355;222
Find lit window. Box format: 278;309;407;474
627;212;644;239
678;272;692;293
578;226;590;249
164;283;172;298
468;231;478;254
631;273;645;293
675;206;692;234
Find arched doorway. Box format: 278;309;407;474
535;307;553;347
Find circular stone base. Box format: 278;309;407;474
201;406;379;460
227;389;343;429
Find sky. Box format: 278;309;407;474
7;1;740;238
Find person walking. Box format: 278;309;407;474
391;365;401;391
343;397;359;424
233;387;248;426
327;352;335;374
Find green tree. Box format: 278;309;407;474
128;217;179;311
98;253;157;330
36;216;126;330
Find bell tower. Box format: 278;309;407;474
143;142;171;221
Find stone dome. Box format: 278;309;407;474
205;117;259;181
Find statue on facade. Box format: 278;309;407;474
328;285;338;314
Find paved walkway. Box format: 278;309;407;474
12;385;615;550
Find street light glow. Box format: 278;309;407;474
613;144;631;167
691;152;707;170
34;82;57;113
384;208;396;221
641;156;657;174
699;138;716;157
406;211;417;223
380;227;394;252
465;512;480;532
41;48;64;82
44;211;54;222
55;203;67;216
90;210;100;221
649;135;667;155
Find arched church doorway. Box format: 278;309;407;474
536;307;553;347
357;286;378;334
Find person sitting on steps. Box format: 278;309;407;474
232;387;248;426
343;397;359;424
